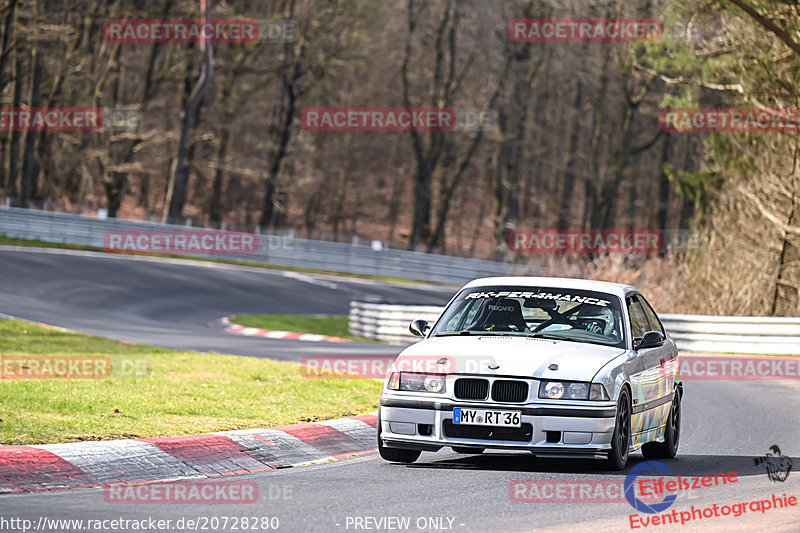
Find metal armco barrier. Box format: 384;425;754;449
349;302;800;354
348;301;445;344
0;207;531;284
659;314;800;355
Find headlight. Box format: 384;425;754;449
539;381;608;401
387;372;446;393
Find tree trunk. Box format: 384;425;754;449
654;133;673;230
20;52;41;207
387;168;405;244
403;0;455;250
136;1;173;208
591;103;636;229
259;32;303;229
0;0;18;94
556;75;584;230
163;0;214;223
770;146;800;316
6;53;21;198
677;137;695;229
589;41;651;230
208;124;228;224
489;24;540;256
259;62;298;229
408;160;435;249
582;41;611;229
769;208;799;316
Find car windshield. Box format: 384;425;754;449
431;285;626;348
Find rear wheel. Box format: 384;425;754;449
377;417;421;463
606;387;631;470
642;389;681;459
452;446;484;454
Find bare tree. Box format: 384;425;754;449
401;0;456;250
163;0;215;223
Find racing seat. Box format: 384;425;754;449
473;298;528;332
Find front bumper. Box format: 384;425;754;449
379;395;617;459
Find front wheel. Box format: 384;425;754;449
642;389;681;459
377;418;421;463
606;387;631;470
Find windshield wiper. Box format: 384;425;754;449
433;330;474;337
528;332;563;341
433;330;503;337
528;332;595;345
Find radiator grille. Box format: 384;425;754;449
454;378;489;400
491;380;529;402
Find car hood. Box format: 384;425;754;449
397;335;627;382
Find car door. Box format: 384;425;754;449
638;293;678;402
626;294;673;445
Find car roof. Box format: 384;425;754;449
462;276;637;299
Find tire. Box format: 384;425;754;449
377;417;421;463
606;387;631;470
452;446;484;454
642;389;681;459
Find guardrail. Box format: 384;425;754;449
349;301;445;344
659;314;800;355
349;302;800;354
0;206;534;284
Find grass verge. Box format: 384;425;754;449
231;314;377;342
0;318;380;445
0;235;431;284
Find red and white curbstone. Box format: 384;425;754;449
0;414;377;494
221;316;352;343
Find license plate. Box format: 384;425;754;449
453;408;521;427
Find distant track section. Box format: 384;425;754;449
0;206;528;283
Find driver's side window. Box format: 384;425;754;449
638;296;665;335
627;297;649;340
439;300;473;331
460;300;482;329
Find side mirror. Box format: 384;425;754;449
636;330;666;350
409;319;430;338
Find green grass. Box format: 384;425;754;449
0;236;99;252
0;235;431;284
231;314;377;342
0;319;380;445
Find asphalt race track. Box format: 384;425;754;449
3;380;799;532
0;246;454;361
1;247;799;532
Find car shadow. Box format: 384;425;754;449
403;452;790;479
